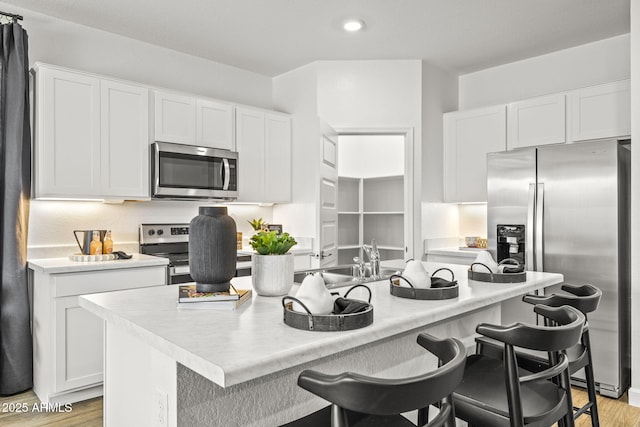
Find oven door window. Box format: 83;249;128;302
159;152;236;191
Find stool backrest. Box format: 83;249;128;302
477;304;585;352
297;333;466;417
522;283;602;315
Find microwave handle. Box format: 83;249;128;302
222;158;230;190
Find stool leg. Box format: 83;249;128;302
583;332;600;427
331;404;349;427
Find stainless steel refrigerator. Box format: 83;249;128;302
487;138;631;398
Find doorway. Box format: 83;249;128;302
336;131;413;264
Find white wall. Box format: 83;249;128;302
317;60;423;259
273;60;424;258
337;135;404;178
13;3;273;107
9;3;278;257
28;200;272;258
459;34;630;110
272;63;320;241
628;4;640;408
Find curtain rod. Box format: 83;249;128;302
0;10;23;21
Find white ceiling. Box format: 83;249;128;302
2;0;631;77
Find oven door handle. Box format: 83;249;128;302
171;265;190;275
222;158;230;190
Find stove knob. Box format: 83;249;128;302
157;229;164;236
148;229;155;236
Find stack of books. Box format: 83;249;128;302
177;284;252;310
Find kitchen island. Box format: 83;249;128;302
79;260;563;426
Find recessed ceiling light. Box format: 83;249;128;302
343;19;365;32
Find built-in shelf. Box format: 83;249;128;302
337;175;405;263
363;211;404;215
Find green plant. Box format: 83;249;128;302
249;231;297;255
248;218;267;231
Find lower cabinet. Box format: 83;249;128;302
31;264;167;404
54;296;105;393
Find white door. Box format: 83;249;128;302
100;79;149;199
317;120;339;268
37;67;101;198
54;296;104;392
153;90;196;144
196;99;234;150
264;113;292;203
235;107;265;202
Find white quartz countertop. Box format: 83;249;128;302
426;247;485;258
80;260;563;388
237;247;313;256
28;253;169;273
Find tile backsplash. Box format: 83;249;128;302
27;200;275;259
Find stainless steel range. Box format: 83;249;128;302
139;223;251;285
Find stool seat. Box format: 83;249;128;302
282;406;417;427
476;283;602;427
283;333;466;427
453;304;585;427
455;354;569;426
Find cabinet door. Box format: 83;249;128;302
507;94;566;149
153;90;196;144
37;67;101;198
443;105;507;203
235;107;265;202
196;99;234;150
264;113;292;203
54;296;103;393
101;80;150;199
569;80;630;142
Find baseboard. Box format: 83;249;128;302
628;386;640;407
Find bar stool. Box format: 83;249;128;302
453;304;585;427
476;283;601;427
282;333;466;427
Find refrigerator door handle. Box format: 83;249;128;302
536;183;545;272
527;183;536;270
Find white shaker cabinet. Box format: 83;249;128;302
569;80;630;142
154;90;234;150
100;80;149;199
153;90;196;144
30;260;167;404
37;66;101;197
507;93;566;149
235;107;291;203
443;105;507;203
197;98;234;150
34;64;149;200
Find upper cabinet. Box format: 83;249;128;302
569;80;630;142
443;105;507;203
235;107;291;203
153;90;234;150
35;65;149;200
507;94;566;149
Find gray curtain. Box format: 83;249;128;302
0;21;32;396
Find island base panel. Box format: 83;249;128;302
174;307;498;426
104;323;177;427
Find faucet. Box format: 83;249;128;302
362;238;381;280
352;257;366;281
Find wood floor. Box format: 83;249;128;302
1;387;639;426
0;390;101;427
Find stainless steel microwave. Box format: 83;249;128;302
151;142;238;200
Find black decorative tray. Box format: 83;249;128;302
389;268;459;300
282;284;373;332
467;259;526;283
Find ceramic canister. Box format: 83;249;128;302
188;206;237;292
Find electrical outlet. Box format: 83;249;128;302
154;388;168;427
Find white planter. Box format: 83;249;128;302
251;253;294;296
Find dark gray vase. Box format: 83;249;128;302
189;206;237;292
